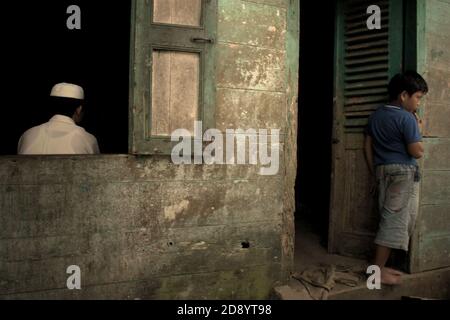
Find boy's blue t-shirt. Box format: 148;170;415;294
366;105;422;166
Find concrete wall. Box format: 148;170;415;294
0;0;299;299
410;0;450;273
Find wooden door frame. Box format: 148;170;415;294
328;0;345;254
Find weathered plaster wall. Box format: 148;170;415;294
216;0;298;283
0;0;299;299
411;0;450;272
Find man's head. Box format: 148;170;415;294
388;71;428;113
49;83;85;123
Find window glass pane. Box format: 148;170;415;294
153;0;202;27
151;50;199;137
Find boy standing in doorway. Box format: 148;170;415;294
364;71;428;285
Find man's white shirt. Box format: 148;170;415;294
18;115;100;155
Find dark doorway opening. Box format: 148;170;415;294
1;1;131;155
296;1;336;250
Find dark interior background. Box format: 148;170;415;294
296;1;336;244
1;1;131;154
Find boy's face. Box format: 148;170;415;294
401;91;425;113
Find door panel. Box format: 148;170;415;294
130;0;217;155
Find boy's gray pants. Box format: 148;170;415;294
374;164;420;251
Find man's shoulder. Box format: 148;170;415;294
73;126;98;143
70;127;99;154
21;122;48;137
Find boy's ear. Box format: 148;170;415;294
400;90;409;102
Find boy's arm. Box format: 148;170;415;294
407;142;424;159
406;112;425;159
364;134;375;177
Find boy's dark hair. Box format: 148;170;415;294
49;96;84;118
388;71;429;101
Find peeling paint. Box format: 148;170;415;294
164;200;190;221
191;241;208;250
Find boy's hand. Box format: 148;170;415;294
414;112;423;134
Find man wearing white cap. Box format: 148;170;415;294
18;83;100;155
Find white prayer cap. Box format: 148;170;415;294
50;83;84;100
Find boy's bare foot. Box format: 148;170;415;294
381;269;402;285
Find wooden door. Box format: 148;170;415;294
329;0;404;258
